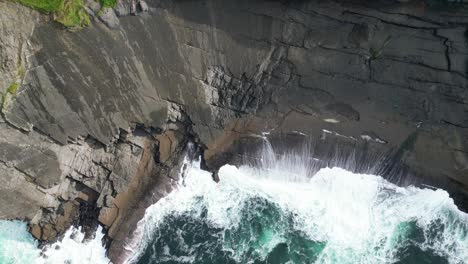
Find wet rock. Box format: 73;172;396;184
0;0;468;262
30;224;42;240
41;223;57;241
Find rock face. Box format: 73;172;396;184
1;0;468;262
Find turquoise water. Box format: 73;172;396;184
0;220;39;263
0;221;109;264
1;151;468;264
126;159;468;264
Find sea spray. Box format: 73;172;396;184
125;148;468;264
0;220;40;263
0;220;110;264
121;154;197;263
39;226;110;264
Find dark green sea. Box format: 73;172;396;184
1;158;467;264
126;162;468;264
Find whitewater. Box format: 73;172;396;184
125;146;468;264
0;221;109;263
1;142;467;264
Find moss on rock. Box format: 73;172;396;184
5;82;19;96
55;0;90;28
1;82;19;113
100;0;116;8
12;0;90;28
14;0;62;13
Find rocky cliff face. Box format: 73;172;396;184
1;0;468;262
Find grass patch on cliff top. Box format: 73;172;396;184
14;0;62;13
13;0;90;28
55;0;90;28
100;0;116;8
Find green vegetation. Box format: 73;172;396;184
1;82;19;112
1;80;20;113
100;0;116;8
1;66;26;114
18;67;25;79
14;0;62;13
5;83;20;96
12;0;90;28
55;0;90;28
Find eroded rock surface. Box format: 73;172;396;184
1;0;468;262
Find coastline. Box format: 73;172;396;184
0;0;467;262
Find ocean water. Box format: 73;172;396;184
0;220;109;264
0;220;40;263
1;146;468;264
125;154;468;264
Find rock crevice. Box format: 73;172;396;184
1;0;468;262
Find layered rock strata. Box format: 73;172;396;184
1;0;468;262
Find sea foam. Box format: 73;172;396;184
125;147;468;264
0;220;110;264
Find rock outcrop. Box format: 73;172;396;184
1;0;468;262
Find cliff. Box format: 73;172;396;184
1;0;468;262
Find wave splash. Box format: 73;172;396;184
0;220;110;264
2;141;466;264
127;148;468;264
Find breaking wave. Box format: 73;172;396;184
0;220;109;264
126;147;468;264
2;141;467;264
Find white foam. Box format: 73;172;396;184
0;220;110;264
38;226;110;264
0;220;40;263
126;152;468;264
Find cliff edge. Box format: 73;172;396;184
1;0;468;262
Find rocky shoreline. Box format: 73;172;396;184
1;0;468;262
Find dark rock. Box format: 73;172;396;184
325;102;360;122
1;0;468;263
